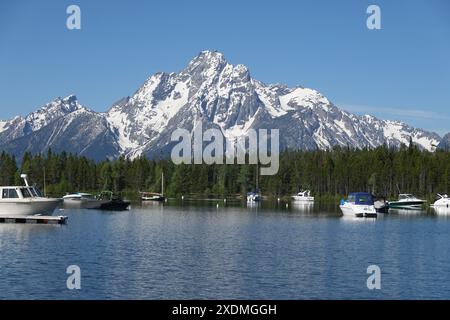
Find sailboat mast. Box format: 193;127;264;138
43;166;46;197
161;171;164;196
256;163;259;191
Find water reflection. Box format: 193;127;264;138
432;206;450;216
2;200;450;299
389;208;424;215
140;200;165;208
339;215;377;223
290;202;314;213
246;201;261;209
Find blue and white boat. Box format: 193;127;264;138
247;191;261;203
340;192;377;217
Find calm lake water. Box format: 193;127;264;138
1;200;450;300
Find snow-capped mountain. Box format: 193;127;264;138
0;95;120;161
0;51;443;160
0;95;83;144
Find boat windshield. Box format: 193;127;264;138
355;194;373;205
347;193;374;205
33;187;43;197
20;188;33;198
399;194;414;200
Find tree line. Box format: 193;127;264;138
0;143;449;200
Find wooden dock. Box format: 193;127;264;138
0;215;68;225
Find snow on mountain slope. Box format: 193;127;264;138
0;103;120;161
106;72;190;157
0;50;443;160
25;95;84;132
0;120;7;133
0;95;87;145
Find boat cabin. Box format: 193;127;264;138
0;186;43;200
296;190;311;197
345;192;374;205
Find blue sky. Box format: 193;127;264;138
0;0;449;135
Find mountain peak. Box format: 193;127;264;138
47;94;84;113
183;50;228;78
197;50;225;61
62;94;78;102
22;95;86;133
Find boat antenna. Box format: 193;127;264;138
20;174;30;187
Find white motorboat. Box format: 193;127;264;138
63;192;109;209
431;194;450;208
291;190;314;202
388;194;426;210
0;174;62;216
339;192;377;218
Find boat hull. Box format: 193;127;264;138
0;198;62;216
99;199;131;211
142;196;165;202
432;199;450;208
340;204;377;217
388;201;425;210
291;196;314;202
63;198;109;209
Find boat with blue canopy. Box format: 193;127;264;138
340;192;377;217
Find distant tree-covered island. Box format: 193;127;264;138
0;143;449;201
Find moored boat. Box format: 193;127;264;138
339;192;377;218
388;194;426;210
140;171;166;202
140;192;165;202
247;191;261;203
63;192;109;209
247;165;261;203
97;191;130;211
431;194;450;208
0;174;62;216
291;190;314;202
